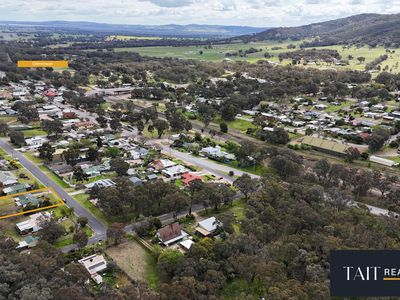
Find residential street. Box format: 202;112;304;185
0;139;107;242
151;141;261;183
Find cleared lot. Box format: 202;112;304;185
106;239;159;288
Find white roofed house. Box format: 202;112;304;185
195;217;222;237
25;136;47;150
200;146;235;162
0;171;18;187
79;254;108;284
15;212;51;234
153;159;176;171
162;165;189;178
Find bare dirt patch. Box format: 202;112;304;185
106;239;151;282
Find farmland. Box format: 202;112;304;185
115;40;400;73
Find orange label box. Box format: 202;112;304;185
17;60;68;68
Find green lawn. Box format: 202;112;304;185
38;165;70;188
73;193;109;225
145;252;159;289
21;129;47;137
215;117;256;133
325;101;351;113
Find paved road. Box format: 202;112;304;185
0;139;107;242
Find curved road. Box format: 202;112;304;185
0;139;107;244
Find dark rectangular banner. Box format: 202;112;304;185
331;250;400;297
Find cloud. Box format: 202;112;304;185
0;0;398;27
144;0;194;8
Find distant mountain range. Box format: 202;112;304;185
0;20;267;38
242;14;400;47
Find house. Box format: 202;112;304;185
181;173;203;186
146;174;158;181
315;104;327;110
15;212;51;234
195;217;221;237
85;179;116;189
63;110;76;119
48;162;74;177
157;222;189;246
43;90;58;97
129;176;143;186
153;159;176;170
162;165;189;178
82;161;110;178
17;236;39;249
78;254;108;284
15;194;41;207
25;137;47;149
200;146;235;162
129;147;149;159
0;171;18;186
4;183;30;195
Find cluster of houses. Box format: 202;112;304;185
240;95;400;150
0;171;31;196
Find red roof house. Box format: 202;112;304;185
181;173;203;186
44;90;58;97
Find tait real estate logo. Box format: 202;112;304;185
331;250;400;296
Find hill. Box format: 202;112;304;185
244;14;400;47
0;20;266;38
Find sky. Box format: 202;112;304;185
1;0;399;27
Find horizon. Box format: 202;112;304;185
0;12;395;29
1;0;398;27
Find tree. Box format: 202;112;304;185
9;130;25;147
350;169;373;200
63;148;80;166
153;119;169;138
39;220;66;244
96;136;103;148
270;155;302;180
41;119;63;137
137;120;145;134
220;122;228;133
86;147;99;162
73;166;89;182
110;158;129;176
107;223;125;245
38;142;55;161
110;118;122;132
77;216;88;228
162;192;189;220
197;103;216;128
234;174;258;198
345;147;360;163
373;171;397;197
0;123;9;136
96;115;108;128
73;230;88;248
367;134;387;152
158;248;184;278
357;56;366;64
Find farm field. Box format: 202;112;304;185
106;35;162;41
115;40;400;73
